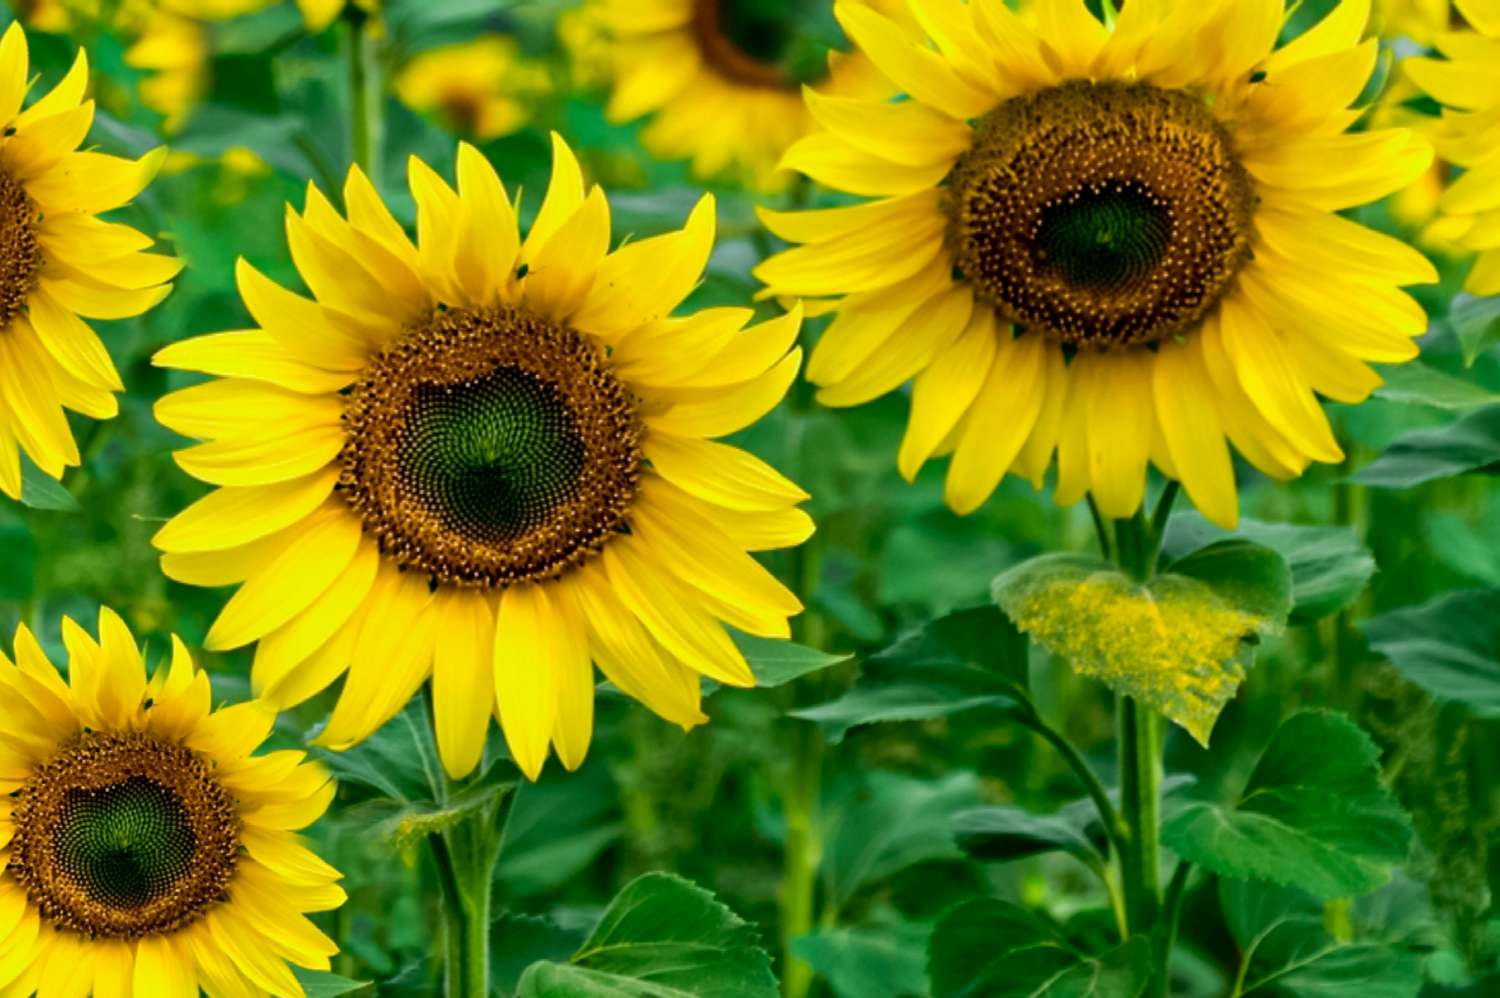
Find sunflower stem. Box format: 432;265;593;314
344;7;383;187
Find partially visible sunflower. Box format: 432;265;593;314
0;608;344;995
1406;0;1500;294
586;0;906;190
296;0;376;32
0;22;177;500
153;135;810;781
1374;0;1452;43
125;6;209;131
395;37;552;141
756;0;1434;529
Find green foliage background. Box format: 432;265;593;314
2;0;1499;995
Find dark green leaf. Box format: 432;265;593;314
1448;293;1500;367
1351;406;1500;488
732;633;852;688
791;920;930;998
19;457;78;512
497;764;624;900
314;702;443;803
1372;360;1500;409
1163;711;1411;898
1166;540;1293;626
1362;589;1500;717
516;873;778;998
952;802;1102;867
928;899;1151;998
493;913;589;998
791;606;1026;743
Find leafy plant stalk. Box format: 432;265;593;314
344;8;383;186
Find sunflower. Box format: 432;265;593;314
125;7;209;131
587;0;905;190
0;608;344;995
1406;0;1500;294
0;22;177;501
394;37;552;142
755;0;1435;529
1374;0;1452;43
152;135;810;781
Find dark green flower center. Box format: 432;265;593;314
1035;180;1173;293
55;776;197;912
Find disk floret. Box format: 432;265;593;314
8;730;240;939
339;305;644;588
0;168;42;330
947;80;1256;349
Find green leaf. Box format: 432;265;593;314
1163;513;1375;622
791;920;930;998
19;457;78;512
928;899;1151;998
493;913;589;998
0;523;36;599
792;606;1026;743
821;772;981;911
732;633;852;688
315;702;443;803
1372;360;1500;409
1448;293;1500;367
1162;711;1412;898
1352;405;1500;488
1219;879;1422;998
952;802;1103;867
1361;589;1500;717
992;549;1289;746
516;873;778;998
497;764;624;900
292;968;373;997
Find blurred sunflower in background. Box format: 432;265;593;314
0;608;343;995
1375;0;1453;42
0;22;176;501
585;0;906;190
757;0;1435;529
395;37;552;142
152;135;811;782
1406;0;1500;294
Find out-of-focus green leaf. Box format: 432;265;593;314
792;920;930;998
1163;514;1375;622
1448;294;1500;367
497;763;624;899
292;968;374;997
733;633;852;688
1219;880;1422;998
493;913;589;998
19;458;78;512
1362;589;1500;717
993;547;1289;746
928;899;1151;998
821;771;981;912
0;523;36;600
953;802;1102;867
1373;361;1500;409
1352;406;1500;488
1163;711;1411;898
791;606;1026;743
516;873;778;998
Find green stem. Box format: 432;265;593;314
781;539;825;998
1152;861;1191;998
344;10;383;185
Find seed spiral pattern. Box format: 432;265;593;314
8;731;239;939
947;80;1256;349
0;167;42;330
340;306;642;588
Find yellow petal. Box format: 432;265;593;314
492;583;560;781
431;591;497;780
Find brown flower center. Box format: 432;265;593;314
947;80;1256;349
8;731;239;939
0;168;42;331
690;0;824;90
339;306;642;588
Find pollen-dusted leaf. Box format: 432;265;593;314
991;549;1287;746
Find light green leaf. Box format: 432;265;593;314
792;606;1026;743
1361;589;1500;717
792;920;930;998
992;549;1289;746
1448;293;1500;367
517;873;778;998
928;899;1151;998
1220;879;1422;998
1373;360;1500;409
1162;711;1411;898
1352;406;1500;488
732;633;852;688
19;457;78;512
292;968;372;997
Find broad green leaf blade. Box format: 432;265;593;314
494;913;590;998
1219;880;1422;998
1361;589;1500;717
1448;293;1500;367
314;701;445;803
993;551;1287;746
928;899;1151;998
19;457;78;512
1163;514;1375;622
732;632;852;688
792;606;1026;743
1372;360;1500;409
1162;711;1411;898
952;804;1102;866
791;920;929;998
1351;406;1500;488
821;771;980;910
518;873;778;998
292;968;373;997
